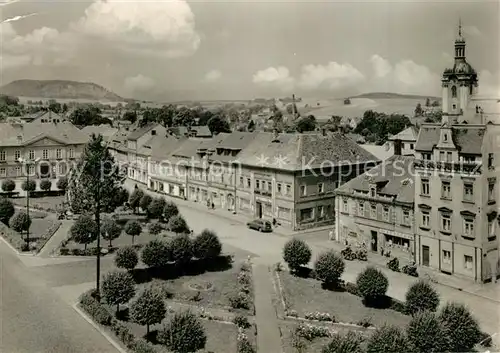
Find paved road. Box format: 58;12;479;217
0;243;119;353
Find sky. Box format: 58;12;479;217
0;0;499;101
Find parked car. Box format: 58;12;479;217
246;219;272;232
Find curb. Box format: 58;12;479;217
72;303;128;353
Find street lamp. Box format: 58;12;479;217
17;157;40;249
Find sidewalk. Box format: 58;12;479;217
38;220;73;258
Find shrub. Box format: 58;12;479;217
314;251;345;287
228;291;250;310
356;266;388;305
170;234;193;265
132;339;158;353
407;311;447;353
283;238;311;272
158;310;207;353
39;179;52;191
148;197;166;219
129;189;144;213
356;316;372;328
168;214;189;234
101;270;136;314
341;246;356;261
387;257;400;272
233;314;251;329
193;229;222;260
130;287;167;335
438;302;481;352
10;212;31;234
139;194;153;213
21;179;36;192
295;323;331;341
355;248;367;261
405;280;440;315
1;179;16;192
101;217;122;247
124;220;142;244
0;197;15;225
141;239;172;268
79;290;113;326
321;331;363;353
70;214;97;250
237;330;255;353
367;325;412;353
55;176;68;191
147;222;163;235
115;246;139;271
163;201;179;223
304;312;334;322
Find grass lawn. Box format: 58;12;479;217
0;218;61;252
279;271;410;328
67;229;164;251
11;195;65;212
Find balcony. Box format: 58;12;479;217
414;160;482;174
254;189;272;197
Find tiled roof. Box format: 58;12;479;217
336;155;415;204
150;136;188;161
360;144;394;161
415;123;486;154
388;126;418;141
0;120;89;147
127;122;160;140
81;125;118;141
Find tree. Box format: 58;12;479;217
295;115;316;133
148;222;163;235
168;215;189;234
139;194;153;213
314;250;345;287
286;103;297;115
107;187;129;212
10;212;31;233
171;234;193;265
163;201;179;223
192;229;222;260
414;103;424;117
431;100;440;107
66;133;124;297
62;103;68;113
407;311;447;353
22;179;36;192
356;267;388;306
158;310;207;353
101;270;136;314
173;106;195;127
124;220;142;244
247;119;256;132
48;101;62;113
39;179;52;192
207;115;231;135
69;106;110;126
0;197;15;225
123;111;137;123
141;239;172;268
70;215;98;251
321;331;364;353
148;197;166;219
425;98;431;107
101;217;122;247
1;179;16;192
129;189;144;214
130;288;166;336
283;238;311;273
56;176;68;191
115;246;139;271
405;280;440;315
367;325;413;353
438;302;481;352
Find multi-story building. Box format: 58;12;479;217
387;126;418;156
335;151;416;261
0;119;88;190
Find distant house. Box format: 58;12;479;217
387;126;418;156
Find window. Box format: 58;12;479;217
29;150;35;160
15;166;21;176
239;176;243;186
28;165;35;175
58;163;66;175
300;185;306;196
463;183;474;202
286;185;291;195
421;179;430;196
318;206;325;218
318;183;324;194
488;153;494;169
410;144;414;149
300;208;313;221
441;181;451;199
247;178;251;188
0;167;5;176
488;182;495;202
358;202;365;216
42;149;48;159
446;152;452;162
370;187;376;197
402;143;406;149
0;150;5;161
463;218;474;236
451;85;457;98
383;207;389;221
452;104;456;110
15;150;20;160
443;250;451;264
441;213;451;232
55;148;61;159
256;180;260;189
440;151;445;161
403;210;410;225
277;183;282;194
262;181;266;190
444;133;448;142
422;211;430;228
370;204;377;218
343;199;348;213
69;148;74;158
422;153;431;160
488;221;494;236
464;255;473;270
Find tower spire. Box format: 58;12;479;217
458;17;462;37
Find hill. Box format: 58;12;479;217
0;80;125;102
351;92;440;100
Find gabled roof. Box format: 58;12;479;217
81;125;118;142
388;126;418;141
415;123;486;154
360;144;394;161
127;122;161;141
150;135;188;162
336;155;415;204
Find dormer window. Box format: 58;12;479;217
151;130;156;135
370;187;376;197
444;133;448;142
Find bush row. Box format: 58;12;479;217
228;261;254;312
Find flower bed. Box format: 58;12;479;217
0;219;61;253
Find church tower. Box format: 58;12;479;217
441;19;478;123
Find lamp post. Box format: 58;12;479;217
17;157;40;249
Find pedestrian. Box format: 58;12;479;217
211;202;215;209
329;229;334;240
207;199;210;209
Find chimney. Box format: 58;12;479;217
394;139;402;156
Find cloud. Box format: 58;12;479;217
252;66;295;91
298;62;365;90
1;12;39;24
0;0;20;7
370;55;392;78
204;69;222;82
124;74;155;92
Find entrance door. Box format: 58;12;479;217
371;231;378;252
256;202;262;218
422;245;430;266
40;165;49;178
